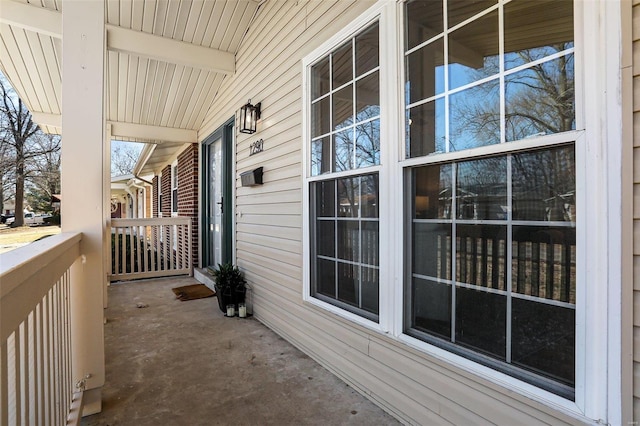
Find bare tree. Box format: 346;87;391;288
0;74;61;225
1;77;39;226
111;141;142;176
26;134;61;213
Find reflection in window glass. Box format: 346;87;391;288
512;145;575;222
511;298;575;386
311;57;330;100
407;38;445;103
311;97;330;138
406;0;443;50
414;163;452;219
406;145;576;397
356;71;380;119
332;42;352;89
456;157;507;220
504;0;573;70
355;120;380;168
334;130;354;172
407;97;445;157
404;0;576;160
355;23;379;76
310;22;380;174
505;55;575;141
412;278;451;339
449;80;500;151
333;84;354;131
448;10;499;90
311;174;380;321
311;137;331;176
448;0;497;28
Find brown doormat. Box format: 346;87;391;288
172;284;216;301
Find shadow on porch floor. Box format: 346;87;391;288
81;277;399;426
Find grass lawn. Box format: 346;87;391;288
0;225;62;254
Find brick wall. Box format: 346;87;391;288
177;143;199;266
152;176;159;217
161;165;171;216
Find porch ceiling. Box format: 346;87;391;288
0;0;260;142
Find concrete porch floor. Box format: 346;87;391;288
81;277;400;426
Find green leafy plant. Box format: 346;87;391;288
209;263;246;313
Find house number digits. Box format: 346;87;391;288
249;139;264;156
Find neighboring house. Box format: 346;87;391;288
0;1;636;424
2;200;15;216
109;174;149;219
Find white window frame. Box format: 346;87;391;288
302;2;391;333
157;172;163;218
171;161;178;216
302;0;622;423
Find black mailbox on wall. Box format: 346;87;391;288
240;167;263;187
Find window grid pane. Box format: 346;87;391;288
408;144;576;395
405;0;575;159
311;174;379;320
310;22;381;176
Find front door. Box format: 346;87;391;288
202;119;233;269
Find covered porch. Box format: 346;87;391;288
81;276;397;426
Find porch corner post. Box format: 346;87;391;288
61;0;106;417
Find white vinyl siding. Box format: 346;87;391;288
198;0;621;423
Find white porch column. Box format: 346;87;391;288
61;0;106;416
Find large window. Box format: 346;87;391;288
304;0;623;412
308;21;381;321
403;0;576;398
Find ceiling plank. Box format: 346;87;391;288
110;121;197;143
0;1;62;39
106;24;235;74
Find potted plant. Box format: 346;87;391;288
209;263;247;314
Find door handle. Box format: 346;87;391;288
217;197;223;214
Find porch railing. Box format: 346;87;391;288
1;232;84;426
110;217;192;281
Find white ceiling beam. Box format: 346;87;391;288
106;25;235;74
0;1;62;38
32;111;62;128
30;114;198;143
109;121;198;144
0;5;234;74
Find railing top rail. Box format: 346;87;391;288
111;217;191;227
0;232;82;299
1;232;82;342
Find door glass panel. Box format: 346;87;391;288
206;138;223;268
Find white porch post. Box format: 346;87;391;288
61;0;106;416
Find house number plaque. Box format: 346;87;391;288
249;139;264;156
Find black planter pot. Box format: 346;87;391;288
215;285;247;314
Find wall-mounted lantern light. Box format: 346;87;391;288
239;99;261;134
